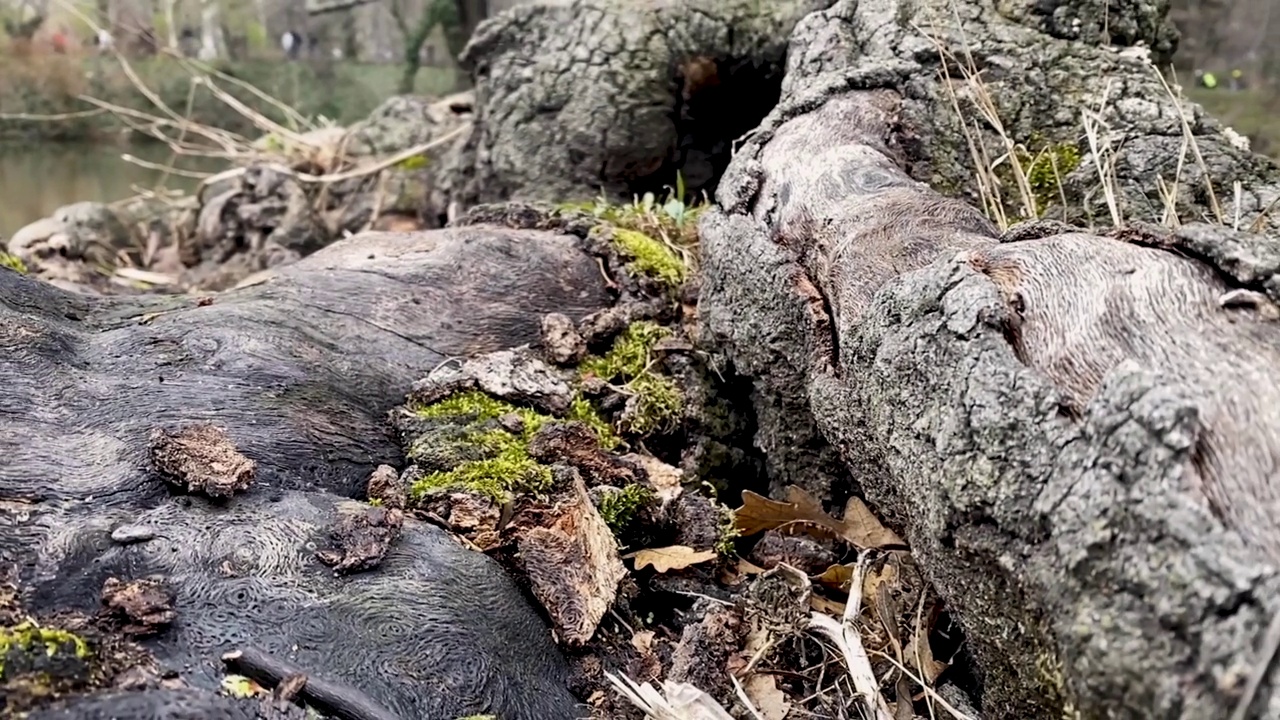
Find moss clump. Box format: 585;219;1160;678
1023;142;1082;216
408;392;554;502
624;374;684;435
0;620;91;679
581;322;671;380
567;394;621;450
598;483;654;535
714;506;741;556
0;252;27;274
611;228;687;287
394;154;429;171
581;322;684;435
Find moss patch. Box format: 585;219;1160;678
611;228;687;287
407;391;553;502
581;322;684;435
598;483;655;535
1024;142;1081;215
0;620;92;680
567;394;621;450
0;252;27;274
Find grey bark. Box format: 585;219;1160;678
701;0;1280;718
431;0;834;213
1;225;611;718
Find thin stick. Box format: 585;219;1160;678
1229;607;1280;720
221;647;403;720
869;650;976;720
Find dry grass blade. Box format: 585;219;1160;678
1152;65;1225;225
606;672;736;720
808;554;894;720
868;650;976;720
1080;80;1122;227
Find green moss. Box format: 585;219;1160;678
580;322;683;436
394;154;429;171
0;252;27;274
1023;142;1082;216
412;390;546;431
567;394;621;450
0;621;91;679
597;483;655;535
714;506;741;556
580;322;671;381
611;228;687;287
624;374;684;435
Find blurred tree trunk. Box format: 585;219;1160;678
390;0;458;93
198;0;227;58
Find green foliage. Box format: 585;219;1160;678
597;483;654;534
394;154;429;171
580;322;671;380
567;394;621;450
0;252;27;274
714;506;741;556
559;172;705;286
624;373;684;434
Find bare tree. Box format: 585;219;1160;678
388;0;484;93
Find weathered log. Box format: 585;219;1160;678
701;0;1280;718
1;225;613;718
433;0;833;212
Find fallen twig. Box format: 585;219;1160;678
809;550;894;720
221;647;403;720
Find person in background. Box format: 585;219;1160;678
281;29;301;59
93;28;113;54
1230;68;1248;91
1195;68;1219;89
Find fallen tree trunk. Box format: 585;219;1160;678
1;224;612;718
701;0;1280;718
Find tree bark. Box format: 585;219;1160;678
430;0;833;216
701;0;1280;718
1;225;608;718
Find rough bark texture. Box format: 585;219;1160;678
433;0;834;211
701;0;1280;718
1;225;613;718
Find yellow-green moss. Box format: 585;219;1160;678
0;621;91;679
0;252;27;274
1023;142;1082;216
567;394;621;450
714;506;741;556
624;374;683;434
598;483;654;534
611;228;687;287
394;154;429;171
580;322;671;381
580;322;683;436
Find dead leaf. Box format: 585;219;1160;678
631;545;718;573
862;560;899;609
809;594;847;617
842;496;906;549
906;630;948;684
814;562;854;591
743;674;791;720
275;673;307;702
632;630;655;654
735;486;905;550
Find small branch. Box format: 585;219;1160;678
221;647;403;720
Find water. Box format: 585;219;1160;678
0;142;219;239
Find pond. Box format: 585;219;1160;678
0;142;219;240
